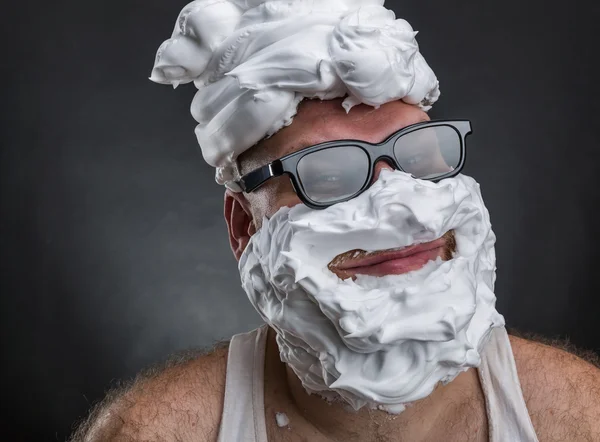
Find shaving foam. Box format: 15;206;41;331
239;170;505;411
275;412;290;427
150;1;440;187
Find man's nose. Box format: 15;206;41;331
370;159;395;185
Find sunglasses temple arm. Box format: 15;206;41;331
237;160;284;192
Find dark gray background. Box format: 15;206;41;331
2;0;599;440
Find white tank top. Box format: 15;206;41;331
217;325;539;442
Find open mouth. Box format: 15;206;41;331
328;231;456;279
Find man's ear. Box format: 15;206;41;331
224;190;257;261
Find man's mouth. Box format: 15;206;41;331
328;231;456;279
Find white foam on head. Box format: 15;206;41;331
239;170;505;411
150;1;440;187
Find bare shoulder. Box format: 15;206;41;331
508;333;600;441
70;343;230;442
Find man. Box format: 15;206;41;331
72;1;600;441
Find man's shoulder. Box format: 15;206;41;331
508;333;600;441
70;343;230;442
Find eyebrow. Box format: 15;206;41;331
280;138;317;157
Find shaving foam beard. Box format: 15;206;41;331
239;170;505;412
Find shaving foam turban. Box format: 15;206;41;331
150;0;440;189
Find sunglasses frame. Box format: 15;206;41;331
236;119;473;210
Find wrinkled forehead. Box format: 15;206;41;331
237;98;429;175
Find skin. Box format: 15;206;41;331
72;98;600;442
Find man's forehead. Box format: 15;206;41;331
238;98;429;174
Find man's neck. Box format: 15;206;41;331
264;327;488;442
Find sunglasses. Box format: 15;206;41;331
236;120;472;209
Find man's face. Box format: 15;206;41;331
231;97;456;277
233;100;502;410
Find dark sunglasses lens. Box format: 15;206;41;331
393;126;461;179
296;145;369;204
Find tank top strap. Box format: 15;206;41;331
217;325;269;442
478;326;539;442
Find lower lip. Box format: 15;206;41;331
345;247;445;277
